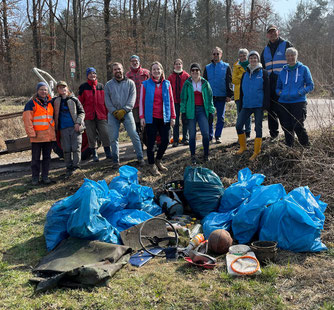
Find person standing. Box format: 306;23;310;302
104;62;145;167
232;48;251;138
203;46;233;144
126;55;150;137
181;63;215;164
139;61;176;176
23;82;56;185
168;59;190;147
261;24;293;140
78;67;112;162
276;47;314;147
235;51;270;161
53;81;85;178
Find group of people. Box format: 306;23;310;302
23;24;314;184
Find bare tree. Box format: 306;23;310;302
2;0;12;80
104;0;112;80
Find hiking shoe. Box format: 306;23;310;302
181;139;189;145
32;178;39;185
148;164;161;176
104;146;112;159
172;141;179;147
203;155;210;162
215;137;222;144
42;177;52;185
65;169;73;178
112;161;120;169
269;135;279;143
246;132;251;139
155;159;168;172
137;159;145;166
191;155;197;165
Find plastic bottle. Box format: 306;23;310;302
184;233;205;255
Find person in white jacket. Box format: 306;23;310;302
104;62;144;167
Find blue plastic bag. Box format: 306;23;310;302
67;179;120;244
184;166;224;218
219;167;265;212
108;165;139;196
44;179;108;251
108;209;153;232
99;189;128;221
232;184;286;244
259;186;327;252
202;210;237;239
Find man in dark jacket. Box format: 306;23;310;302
78;67;112;161
261;25;293;140
203;47;233;144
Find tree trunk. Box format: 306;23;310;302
225;0;231;60
205;0;210;48
48;0;57;74
132;0;138;52
163;0;168;68
2;0;12;81
72;0;81;81
104;0;112;80
62;0;70;78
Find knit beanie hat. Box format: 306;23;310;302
248;51;260;61
190;63;201;72
130;55;140;62
86;67;96;77
36;82;48;92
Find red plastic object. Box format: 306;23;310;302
184;257;217;269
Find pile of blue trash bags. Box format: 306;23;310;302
201;167;327;252
44;166;162;251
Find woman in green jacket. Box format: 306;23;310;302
180;63;215;164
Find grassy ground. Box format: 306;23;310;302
1;129;334;309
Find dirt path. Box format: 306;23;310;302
0;98;332;178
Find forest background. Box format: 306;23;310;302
0;0;333;96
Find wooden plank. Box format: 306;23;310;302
0;112;22;121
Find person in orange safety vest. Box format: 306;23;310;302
23;82;56;185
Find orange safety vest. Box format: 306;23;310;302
32;96;55;131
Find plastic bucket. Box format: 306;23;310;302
250;241;277;264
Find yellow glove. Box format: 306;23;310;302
117;109;127;120
112;110;119;119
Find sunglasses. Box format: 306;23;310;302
213;53;220;56
191;69;200;72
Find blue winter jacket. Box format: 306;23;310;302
240;65;270;110
204;61;230;97
276;62;314;104
142;78;172;124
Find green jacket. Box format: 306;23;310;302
180;77;215;119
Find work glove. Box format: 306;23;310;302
117;109;127;120
208;113;214;126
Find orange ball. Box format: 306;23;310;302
208;229;233;254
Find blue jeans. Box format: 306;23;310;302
173;103;188;143
209;99;226;140
235;100;251;135
188;106;210;156
236;108;263;138
108;111;143;163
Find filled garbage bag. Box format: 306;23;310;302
232;184;286;244
202;210;237;239
67;179;121;244
184;167;224;218
108;165;139;196
219;167;265;212
99;189;128;220
126;184;162;216
259;186;327;252
44;179;109;251
108;209;153;232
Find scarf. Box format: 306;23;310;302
240;60;249;71
87;79;98;92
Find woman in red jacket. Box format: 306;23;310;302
168;59;190;147
78;67;111;162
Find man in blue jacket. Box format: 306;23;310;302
261;25;293;140
204;47;233;144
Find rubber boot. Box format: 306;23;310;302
155;159;168;172
91;148;99;162
236;133;247;155
249;138;262;161
104;146;112;159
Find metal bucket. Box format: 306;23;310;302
251;241;277;264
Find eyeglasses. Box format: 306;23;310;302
191;69;199;72
213;53;220;56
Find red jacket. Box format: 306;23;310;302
78;81;107;120
126;66;150;108
168;71;190;104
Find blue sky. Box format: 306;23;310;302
271;0;300;19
